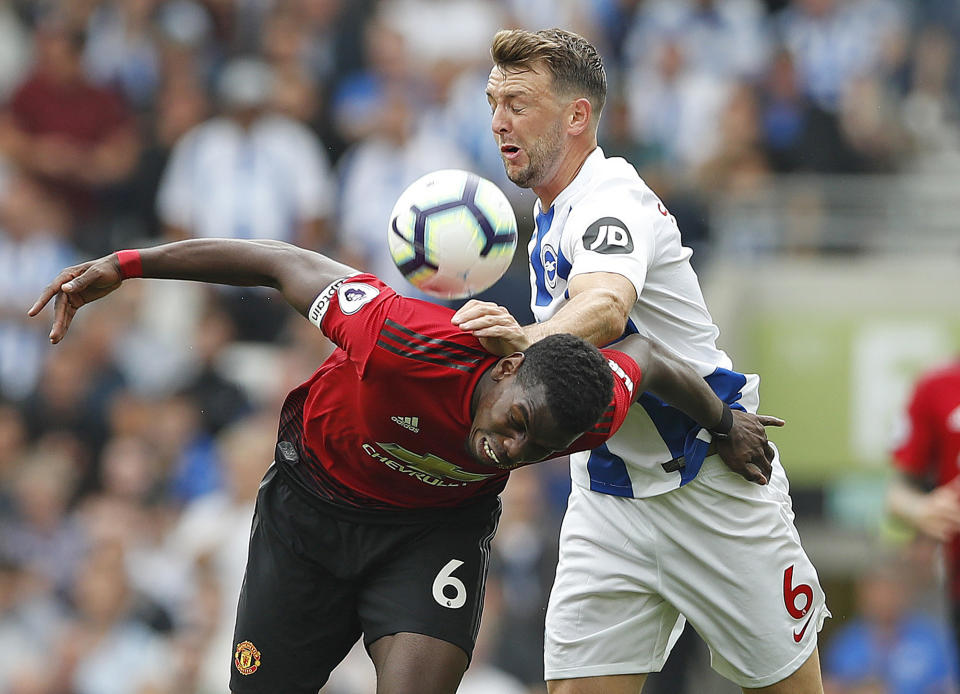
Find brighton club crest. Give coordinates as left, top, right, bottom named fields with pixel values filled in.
left=234, top=640, right=261, bottom=675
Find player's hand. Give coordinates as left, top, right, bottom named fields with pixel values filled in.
left=714, top=410, right=784, bottom=485
left=28, top=255, right=123, bottom=343
left=451, top=300, right=530, bottom=356
left=913, top=484, right=960, bottom=542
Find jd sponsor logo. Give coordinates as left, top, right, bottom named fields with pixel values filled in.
left=582, top=217, right=633, bottom=254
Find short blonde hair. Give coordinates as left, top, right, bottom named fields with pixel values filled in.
left=491, top=28, right=606, bottom=118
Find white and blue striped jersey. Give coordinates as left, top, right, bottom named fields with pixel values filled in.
left=529, top=147, right=760, bottom=498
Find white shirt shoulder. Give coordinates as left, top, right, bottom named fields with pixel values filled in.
left=556, top=155, right=674, bottom=299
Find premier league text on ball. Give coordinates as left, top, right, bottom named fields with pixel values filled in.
left=388, top=170, right=518, bottom=299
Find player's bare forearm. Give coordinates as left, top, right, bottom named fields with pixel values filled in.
left=452, top=286, right=629, bottom=355
left=523, top=287, right=629, bottom=347
left=527, top=271, right=637, bottom=347
left=452, top=271, right=633, bottom=354
left=617, top=333, right=783, bottom=485
left=617, top=334, right=723, bottom=429
left=29, top=239, right=357, bottom=343
left=137, top=239, right=303, bottom=294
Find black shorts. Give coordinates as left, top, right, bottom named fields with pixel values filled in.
left=229, top=463, right=502, bottom=694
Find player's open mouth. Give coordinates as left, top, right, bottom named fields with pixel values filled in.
left=481, top=437, right=503, bottom=466
left=500, top=144, right=521, bottom=160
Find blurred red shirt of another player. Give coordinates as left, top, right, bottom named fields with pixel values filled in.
left=893, top=360, right=960, bottom=597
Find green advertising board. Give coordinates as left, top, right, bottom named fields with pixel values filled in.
left=704, top=257, right=960, bottom=484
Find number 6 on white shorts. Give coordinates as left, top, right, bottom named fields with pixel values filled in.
left=432, top=559, right=467, bottom=609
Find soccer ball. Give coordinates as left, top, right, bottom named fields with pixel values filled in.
left=388, top=169, right=518, bottom=299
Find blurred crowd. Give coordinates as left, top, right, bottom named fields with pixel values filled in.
left=1, top=1, right=959, bottom=693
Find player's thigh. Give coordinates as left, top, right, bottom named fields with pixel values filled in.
left=544, top=484, right=686, bottom=681
left=230, top=467, right=362, bottom=694
left=654, top=450, right=829, bottom=690
left=358, top=499, right=502, bottom=665
left=547, top=673, right=647, bottom=694
left=743, top=649, right=823, bottom=694
left=369, top=632, right=469, bottom=694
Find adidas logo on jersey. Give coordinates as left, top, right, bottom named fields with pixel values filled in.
left=392, top=416, right=420, bottom=433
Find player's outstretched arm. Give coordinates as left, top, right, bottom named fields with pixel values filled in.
left=616, top=334, right=784, bottom=485
left=29, top=239, right=358, bottom=344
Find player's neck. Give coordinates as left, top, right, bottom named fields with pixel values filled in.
left=534, top=142, right=597, bottom=212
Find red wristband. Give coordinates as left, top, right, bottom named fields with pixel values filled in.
left=116, top=249, right=143, bottom=279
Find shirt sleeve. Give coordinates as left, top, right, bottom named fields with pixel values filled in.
left=306, top=273, right=397, bottom=375
left=561, top=193, right=659, bottom=299
left=562, top=349, right=642, bottom=454
left=892, top=376, right=936, bottom=479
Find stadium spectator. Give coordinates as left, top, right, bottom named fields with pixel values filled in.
left=902, top=25, right=960, bottom=164
left=76, top=431, right=189, bottom=623
left=156, top=55, right=336, bottom=339
left=0, top=172, right=76, bottom=400
left=775, top=0, right=907, bottom=113
left=0, top=14, right=140, bottom=254
left=487, top=464, right=559, bottom=687
left=156, top=56, right=335, bottom=250
left=0, top=1, right=31, bottom=102
left=1, top=448, right=84, bottom=594
left=82, top=0, right=163, bottom=110
left=379, top=0, right=505, bottom=70
left=888, top=358, right=960, bottom=658
left=456, top=574, right=529, bottom=694
left=330, top=16, right=415, bottom=145
left=0, top=552, right=66, bottom=693
left=176, top=303, right=252, bottom=436
left=757, top=47, right=861, bottom=173
left=166, top=413, right=275, bottom=693
left=623, top=0, right=770, bottom=81
left=51, top=540, right=173, bottom=694
left=836, top=73, right=907, bottom=172
left=823, top=555, right=959, bottom=694
left=18, top=307, right=127, bottom=465
left=0, top=402, right=28, bottom=500
left=624, top=36, right=732, bottom=173
left=123, top=69, right=210, bottom=242
left=697, top=82, right=772, bottom=197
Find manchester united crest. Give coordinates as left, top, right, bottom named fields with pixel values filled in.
left=234, top=640, right=261, bottom=675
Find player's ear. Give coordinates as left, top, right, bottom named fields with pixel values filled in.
left=568, top=97, right=592, bottom=136
left=491, top=352, right=525, bottom=381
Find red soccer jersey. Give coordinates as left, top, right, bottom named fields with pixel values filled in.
left=276, top=274, right=641, bottom=511
left=893, top=361, right=960, bottom=487
left=892, top=360, right=960, bottom=598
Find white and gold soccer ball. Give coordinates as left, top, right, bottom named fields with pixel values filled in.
left=387, top=169, right=518, bottom=299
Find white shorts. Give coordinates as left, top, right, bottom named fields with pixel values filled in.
left=544, top=446, right=829, bottom=689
